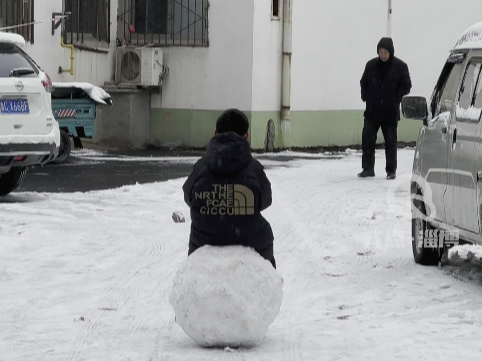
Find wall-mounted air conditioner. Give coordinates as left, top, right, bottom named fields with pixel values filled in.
left=115, top=47, right=164, bottom=86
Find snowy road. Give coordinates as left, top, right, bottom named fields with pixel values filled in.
left=1, top=148, right=482, bottom=360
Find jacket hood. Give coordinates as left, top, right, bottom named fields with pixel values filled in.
left=377, top=37, right=395, bottom=58
left=203, top=132, right=252, bottom=174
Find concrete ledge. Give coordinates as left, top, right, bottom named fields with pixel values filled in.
left=95, top=90, right=151, bottom=149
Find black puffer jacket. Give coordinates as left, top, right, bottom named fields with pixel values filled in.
left=182, top=132, right=274, bottom=257
left=360, top=38, right=412, bottom=122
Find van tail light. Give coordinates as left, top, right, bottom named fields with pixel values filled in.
left=42, top=73, right=53, bottom=93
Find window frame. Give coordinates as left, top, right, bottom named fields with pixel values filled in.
left=64, top=0, right=111, bottom=48
left=0, top=0, right=35, bottom=44
left=271, top=0, right=280, bottom=20
left=118, top=0, right=209, bottom=47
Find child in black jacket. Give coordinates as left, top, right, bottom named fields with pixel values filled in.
left=182, top=108, right=276, bottom=268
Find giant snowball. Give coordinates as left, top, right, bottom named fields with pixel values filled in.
left=169, top=245, right=283, bottom=348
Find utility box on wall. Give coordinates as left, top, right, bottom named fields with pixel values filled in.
left=95, top=89, right=151, bottom=149
left=115, top=47, right=164, bottom=86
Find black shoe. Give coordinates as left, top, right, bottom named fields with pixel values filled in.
left=386, top=172, right=396, bottom=180
left=357, top=169, right=375, bottom=178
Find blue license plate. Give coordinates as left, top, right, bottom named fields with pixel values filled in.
left=0, top=99, right=30, bottom=114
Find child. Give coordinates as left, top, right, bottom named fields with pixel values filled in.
left=182, top=108, right=276, bottom=268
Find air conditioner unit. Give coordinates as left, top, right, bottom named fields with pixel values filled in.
left=115, top=47, right=164, bottom=86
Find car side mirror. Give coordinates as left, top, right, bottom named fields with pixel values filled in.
left=401, top=96, right=428, bottom=120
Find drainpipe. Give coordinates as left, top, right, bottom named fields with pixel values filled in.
left=281, top=0, right=292, bottom=133
left=58, top=0, right=74, bottom=76
left=387, top=0, right=392, bottom=36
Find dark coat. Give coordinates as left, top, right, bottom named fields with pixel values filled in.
left=360, top=39, right=412, bottom=122
left=182, top=132, right=274, bottom=259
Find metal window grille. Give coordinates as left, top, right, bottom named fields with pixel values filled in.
left=118, top=0, right=209, bottom=47
left=1, top=0, right=35, bottom=43
left=64, top=0, right=111, bottom=44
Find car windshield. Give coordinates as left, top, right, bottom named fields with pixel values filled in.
left=0, top=42, right=38, bottom=78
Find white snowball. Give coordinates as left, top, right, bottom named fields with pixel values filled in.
left=169, top=245, right=283, bottom=348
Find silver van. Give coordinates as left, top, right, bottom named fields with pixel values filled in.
left=402, top=22, right=482, bottom=265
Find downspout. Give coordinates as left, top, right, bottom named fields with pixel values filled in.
left=387, top=0, right=392, bottom=36
left=281, top=0, right=292, bottom=133
left=59, top=0, right=74, bottom=75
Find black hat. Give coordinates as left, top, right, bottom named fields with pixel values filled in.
left=216, top=108, right=249, bottom=136
left=377, top=37, right=394, bottom=57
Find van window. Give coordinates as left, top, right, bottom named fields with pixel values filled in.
left=459, top=62, right=482, bottom=108
left=474, top=68, right=482, bottom=109
left=432, top=62, right=462, bottom=117
left=456, top=61, right=482, bottom=123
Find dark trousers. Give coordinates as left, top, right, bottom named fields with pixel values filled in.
left=188, top=241, right=276, bottom=269
left=362, top=119, right=398, bottom=174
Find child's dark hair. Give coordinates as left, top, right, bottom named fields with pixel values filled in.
left=216, top=108, right=249, bottom=136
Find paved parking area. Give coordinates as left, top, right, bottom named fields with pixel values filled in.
left=19, top=150, right=200, bottom=193
left=17, top=147, right=344, bottom=193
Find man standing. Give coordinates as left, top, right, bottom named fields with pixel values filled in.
left=358, top=37, right=412, bottom=180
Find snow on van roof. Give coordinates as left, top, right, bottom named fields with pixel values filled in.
left=453, top=22, right=482, bottom=51
left=0, top=32, right=25, bottom=47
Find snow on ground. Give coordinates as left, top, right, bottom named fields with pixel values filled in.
left=1, top=148, right=482, bottom=360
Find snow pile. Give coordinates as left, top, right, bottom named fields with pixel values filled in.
left=445, top=245, right=482, bottom=282
left=169, top=245, right=283, bottom=348
left=448, top=244, right=482, bottom=262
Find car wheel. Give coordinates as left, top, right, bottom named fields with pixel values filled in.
left=0, top=167, right=27, bottom=196
left=412, top=200, right=443, bottom=266
left=54, top=129, right=71, bottom=164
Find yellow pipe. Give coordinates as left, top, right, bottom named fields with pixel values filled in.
left=60, top=36, right=74, bottom=75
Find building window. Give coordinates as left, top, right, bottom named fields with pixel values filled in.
left=117, top=0, right=209, bottom=47
left=0, top=0, right=35, bottom=43
left=64, top=0, right=111, bottom=45
left=272, top=0, right=280, bottom=19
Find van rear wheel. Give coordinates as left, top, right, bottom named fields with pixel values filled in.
left=412, top=201, right=443, bottom=266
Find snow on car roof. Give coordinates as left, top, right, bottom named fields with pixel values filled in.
left=453, top=22, right=482, bottom=51
left=0, top=31, right=25, bottom=47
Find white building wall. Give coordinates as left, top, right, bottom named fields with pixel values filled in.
left=6, top=0, right=481, bottom=115
left=290, top=0, right=388, bottom=112
left=290, top=0, right=482, bottom=112
left=23, top=0, right=65, bottom=82
left=151, top=0, right=255, bottom=111
left=3, top=0, right=117, bottom=86
left=251, top=0, right=283, bottom=111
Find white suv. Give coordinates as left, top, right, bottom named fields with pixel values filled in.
left=0, top=32, right=60, bottom=196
